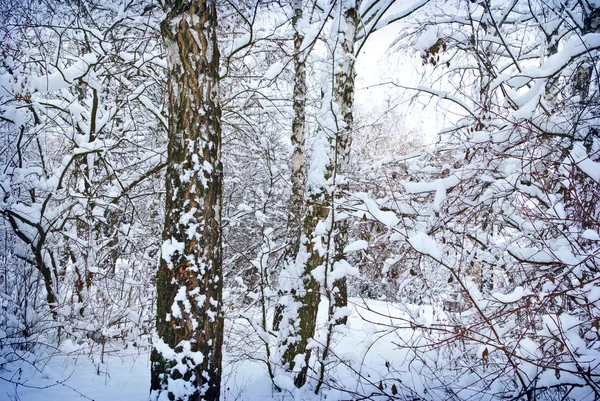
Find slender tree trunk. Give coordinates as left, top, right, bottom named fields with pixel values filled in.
left=462, top=0, right=494, bottom=294
left=573, top=7, right=600, bottom=102
left=329, top=0, right=359, bottom=325
left=273, top=0, right=307, bottom=332
left=150, top=2, right=224, bottom=401
left=289, top=3, right=308, bottom=249
left=279, top=2, right=359, bottom=388
left=4, top=213, right=58, bottom=319
left=34, top=239, right=58, bottom=318
left=278, top=3, right=321, bottom=385
left=314, top=2, right=360, bottom=393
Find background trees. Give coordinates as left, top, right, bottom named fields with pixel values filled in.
left=363, top=0, right=600, bottom=398
left=0, top=0, right=164, bottom=352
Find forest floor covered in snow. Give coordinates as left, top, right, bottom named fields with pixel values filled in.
left=0, top=298, right=436, bottom=401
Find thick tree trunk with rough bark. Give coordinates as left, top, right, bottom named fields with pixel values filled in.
left=150, top=1, right=223, bottom=400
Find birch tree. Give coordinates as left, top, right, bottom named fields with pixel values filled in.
left=270, top=0, right=309, bottom=334
left=150, top=1, right=224, bottom=400
left=328, top=0, right=359, bottom=324
left=288, top=1, right=309, bottom=279
left=274, top=0, right=361, bottom=389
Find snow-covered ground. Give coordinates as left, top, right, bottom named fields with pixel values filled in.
left=0, top=299, right=428, bottom=401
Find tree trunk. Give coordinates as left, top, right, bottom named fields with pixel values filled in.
left=280, top=202, right=324, bottom=388
left=573, top=7, right=600, bottom=101
left=273, top=0, right=307, bottom=332
left=150, top=1, right=223, bottom=401
left=278, top=2, right=359, bottom=387
left=330, top=0, right=359, bottom=325
left=277, top=2, right=325, bottom=380
left=288, top=3, right=308, bottom=251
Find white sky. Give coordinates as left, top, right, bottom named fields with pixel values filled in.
left=354, top=3, right=449, bottom=146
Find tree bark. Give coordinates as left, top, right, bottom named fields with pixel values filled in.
left=151, top=1, right=223, bottom=400
left=273, top=0, right=307, bottom=332
left=280, top=203, right=324, bottom=388
left=279, top=2, right=359, bottom=387
left=330, top=1, right=359, bottom=325
left=289, top=3, right=308, bottom=249
left=573, top=7, right=600, bottom=101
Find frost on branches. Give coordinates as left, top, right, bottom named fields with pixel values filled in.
left=0, top=0, right=164, bottom=355
left=1, top=1, right=600, bottom=400
left=373, top=1, right=600, bottom=398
